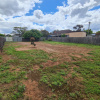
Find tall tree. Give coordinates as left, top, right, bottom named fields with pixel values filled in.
left=85, top=29, right=93, bottom=35
left=12, top=27, right=27, bottom=37
left=41, top=30, right=49, bottom=37
left=73, top=25, right=83, bottom=31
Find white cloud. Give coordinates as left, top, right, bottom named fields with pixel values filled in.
left=0, top=0, right=42, bottom=16
left=0, top=0, right=100, bottom=34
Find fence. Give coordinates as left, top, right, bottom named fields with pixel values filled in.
left=6, top=37, right=13, bottom=42
left=0, top=37, right=6, bottom=52
left=40, top=37, right=100, bottom=45
left=13, top=37, right=22, bottom=42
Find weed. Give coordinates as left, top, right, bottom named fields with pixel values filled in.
left=40, top=65, right=44, bottom=68
left=41, top=74, right=67, bottom=87
left=0, top=92, right=2, bottom=99
left=70, top=93, right=76, bottom=98
left=59, top=63, right=69, bottom=68
left=51, top=58, right=57, bottom=62
left=0, top=56, right=2, bottom=63
left=0, top=65, right=10, bottom=71
left=24, top=77, right=28, bottom=80
left=58, top=94, right=67, bottom=100
left=6, top=84, right=25, bottom=100
left=18, top=84, right=25, bottom=93
left=57, top=70, right=67, bottom=76
left=40, top=75, right=48, bottom=84
left=71, top=72, right=77, bottom=78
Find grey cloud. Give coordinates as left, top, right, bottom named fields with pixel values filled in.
left=33, top=10, right=44, bottom=19
left=67, top=0, right=100, bottom=18
left=0, top=0, right=20, bottom=16
left=0, top=0, right=42, bottom=16
left=71, top=7, right=89, bottom=18
left=69, top=0, right=90, bottom=5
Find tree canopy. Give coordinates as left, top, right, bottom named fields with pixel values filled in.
left=41, top=30, right=49, bottom=37
left=61, top=34, right=66, bottom=37
left=12, top=27, right=27, bottom=36
left=73, top=25, right=83, bottom=31
left=85, top=29, right=93, bottom=35
left=96, top=31, right=100, bottom=35
left=0, top=33, right=5, bottom=37
left=23, top=29, right=42, bottom=40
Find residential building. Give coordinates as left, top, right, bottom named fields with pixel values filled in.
left=50, top=30, right=86, bottom=37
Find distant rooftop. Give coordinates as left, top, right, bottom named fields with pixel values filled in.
left=52, top=30, right=72, bottom=35
left=52, top=30, right=84, bottom=35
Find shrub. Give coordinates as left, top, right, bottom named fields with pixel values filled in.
left=42, top=39, right=46, bottom=41
left=48, top=39, right=52, bottom=41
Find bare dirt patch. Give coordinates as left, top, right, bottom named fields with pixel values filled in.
left=23, top=70, right=53, bottom=100
left=23, top=80, right=42, bottom=100
left=1, top=52, right=11, bottom=63
left=15, top=42, right=91, bottom=62
left=23, top=79, right=53, bottom=100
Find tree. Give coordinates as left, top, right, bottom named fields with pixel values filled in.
left=12, top=27, right=27, bottom=37
left=61, top=34, right=66, bottom=37
left=0, top=33, right=5, bottom=37
left=73, top=25, right=83, bottom=31
left=85, top=29, right=93, bottom=35
left=96, top=31, right=100, bottom=35
left=41, top=30, right=49, bottom=37
left=23, top=29, right=42, bottom=40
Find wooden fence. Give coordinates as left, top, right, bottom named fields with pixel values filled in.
left=0, top=37, right=6, bottom=52
left=40, top=37, right=100, bottom=45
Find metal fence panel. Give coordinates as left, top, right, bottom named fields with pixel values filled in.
left=13, top=37, right=22, bottom=42
left=6, top=37, right=13, bottom=42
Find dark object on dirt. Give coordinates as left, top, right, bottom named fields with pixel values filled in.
left=0, top=37, right=6, bottom=53
left=30, top=37, right=36, bottom=46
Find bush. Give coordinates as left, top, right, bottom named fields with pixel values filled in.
left=61, top=34, right=66, bottom=37
left=48, top=39, right=52, bottom=41
left=42, top=39, right=46, bottom=41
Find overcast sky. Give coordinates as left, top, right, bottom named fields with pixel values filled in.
left=0, top=0, right=100, bottom=34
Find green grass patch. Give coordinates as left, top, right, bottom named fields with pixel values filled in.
left=6, top=84, right=25, bottom=100
left=40, top=63, right=69, bottom=89
left=43, top=41, right=100, bottom=49
left=0, top=71, right=26, bottom=83
left=0, top=56, right=2, bottom=63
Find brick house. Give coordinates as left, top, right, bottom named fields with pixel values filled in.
left=51, top=30, right=86, bottom=37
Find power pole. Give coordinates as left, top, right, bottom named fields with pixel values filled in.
left=88, top=22, right=91, bottom=34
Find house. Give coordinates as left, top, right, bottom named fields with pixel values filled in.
left=95, top=33, right=100, bottom=37
left=87, top=34, right=96, bottom=37
left=50, top=30, right=86, bottom=37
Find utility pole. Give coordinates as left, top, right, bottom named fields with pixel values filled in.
left=88, top=22, right=91, bottom=35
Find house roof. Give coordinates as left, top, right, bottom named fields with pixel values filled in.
left=52, top=30, right=85, bottom=36
left=53, top=30, right=72, bottom=35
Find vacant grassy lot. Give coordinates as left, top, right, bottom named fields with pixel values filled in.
left=0, top=41, right=100, bottom=100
